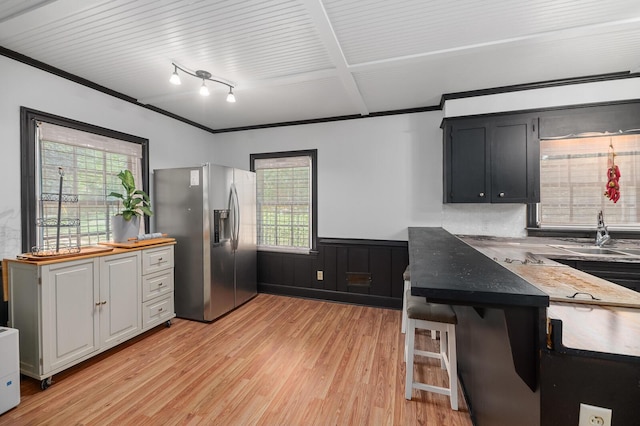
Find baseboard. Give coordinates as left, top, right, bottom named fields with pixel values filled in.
left=258, top=283, right=402, bottom=309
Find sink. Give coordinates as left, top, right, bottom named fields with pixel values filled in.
left=614, top=248, right=640, bottom=256
left=564, top=247, right=622, bottom=255
left=548, top=245, right=627, bottom=256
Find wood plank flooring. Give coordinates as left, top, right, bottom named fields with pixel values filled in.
left=1, top=294, right=472, bottom=425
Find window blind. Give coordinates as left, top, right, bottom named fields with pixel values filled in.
left=35, top=121, right=143, bottom=250
left=539, top=135, right=640, bottom=228
left=254, top=155, right=312, bottom=251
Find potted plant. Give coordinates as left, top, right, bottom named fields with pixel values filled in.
left=108, top=169, right=153, bottom=242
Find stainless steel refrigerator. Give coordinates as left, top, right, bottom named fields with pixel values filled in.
left=153, top=163, right=257, bottom=322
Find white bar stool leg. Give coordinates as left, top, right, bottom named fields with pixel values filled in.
left=405, top=318, right=415, bottom=400
left=401, top=278, right=410, bottom=334
left=448, top=323, right=458, bottom=410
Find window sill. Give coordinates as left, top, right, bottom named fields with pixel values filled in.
left=527, top=227, right=640, bottom=239
left=257, top=246, right=318, bottom=256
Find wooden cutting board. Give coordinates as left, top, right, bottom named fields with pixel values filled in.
left=15, top=246, right=114, bottom=261
left=99, top=237, right=176, bottom=249
left=505, top=263, right=640, bottom=308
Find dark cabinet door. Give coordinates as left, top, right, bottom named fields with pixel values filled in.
left=443, top=114, right=540, bottom=204
left=491, top=119, right=530, bottom=203
left=445, top=123, right=489, bottom=203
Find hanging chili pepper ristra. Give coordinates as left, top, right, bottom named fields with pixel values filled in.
left=604, top=139, right=620, bottom=203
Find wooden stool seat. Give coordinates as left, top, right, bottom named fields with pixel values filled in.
left=404, top=289, right=459, bottom=410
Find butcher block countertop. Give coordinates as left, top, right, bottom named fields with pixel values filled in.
left=2, top=239, right=176, bottom=302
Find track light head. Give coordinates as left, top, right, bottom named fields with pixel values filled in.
left=199, top=80, right=210, bottom=96
left=226, top=87, right=236, bottom=103
left=169, top=65, right=181, bottom=85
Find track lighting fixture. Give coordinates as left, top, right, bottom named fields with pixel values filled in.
left=169, top=62, right=236, bottom=102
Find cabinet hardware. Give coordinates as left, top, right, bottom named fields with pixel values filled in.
left=158, top=307, right=163, bottom=312
left=159, top=283, right=163, bottom=286
left=101, top=300, right=107, bottom=305
left=158, top=257, right=163, bottom=261
left=95, top=301, right=101, bottom=306
left=479, top=192, right=484, bottom=197
left=499, top=192, right=505, bottom=197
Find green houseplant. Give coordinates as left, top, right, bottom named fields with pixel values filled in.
left=108, top=169, right=152, bottom=242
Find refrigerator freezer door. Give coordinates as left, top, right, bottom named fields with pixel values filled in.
left=206, top=165, right=235, bottom=320
left=154, top=166, right=209, bottom=321
left=233, top=168, right=257, bottom=306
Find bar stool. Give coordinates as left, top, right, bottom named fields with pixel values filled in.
left=404, top=289, right=458, bottom=410
left=402, top=266, right=437, bottom=340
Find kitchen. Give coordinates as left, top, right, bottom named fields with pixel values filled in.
left=1, top=1, right=640, bottom=425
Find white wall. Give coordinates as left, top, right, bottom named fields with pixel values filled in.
left=0, top=55, right=218, bottom=259
left=10, top=56, right=627, bottom=255
left=444, top=77, right=640, bottom=118
left=209, top=112, right=527, bottom=241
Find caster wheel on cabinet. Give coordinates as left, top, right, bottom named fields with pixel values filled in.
left=41, top=377, right=52, bottom=390
left=165, top=319, right=172, bottom=327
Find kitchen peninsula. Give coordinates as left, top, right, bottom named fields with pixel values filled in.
left=408, top=227, right=640, bottom=426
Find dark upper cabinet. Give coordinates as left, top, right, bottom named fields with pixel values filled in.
left=443, top=114, right=540, bottom=203
left=446, top=122, right=489, bottom=202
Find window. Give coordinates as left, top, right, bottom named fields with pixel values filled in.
left=537, top=134, right=640, bottom=229
left=250, top=150, right=317, bottom=252
left=21, top=108, right=149, bottom=253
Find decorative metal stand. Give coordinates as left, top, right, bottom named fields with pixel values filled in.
left=32, top=167, right=81, bottom=256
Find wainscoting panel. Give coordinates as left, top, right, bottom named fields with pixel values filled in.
left=257, top=238, right=408, bottom=309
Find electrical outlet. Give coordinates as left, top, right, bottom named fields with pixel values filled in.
left=578, top=403, right=612, bottom=426
left=317, top=270, right=323, bottom=280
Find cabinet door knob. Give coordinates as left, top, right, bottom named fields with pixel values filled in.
left=101, top=300, right=107, bottom=305
left=499, top=192, right=505, bottom=198
left=158, top=307, right=163, bottom=312
left=479, top=192, right=485, bottom=197
left=95, top=301, right=101, bottom=306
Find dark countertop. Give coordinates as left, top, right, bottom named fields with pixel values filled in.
left=408, top=227, right=549, bottom=308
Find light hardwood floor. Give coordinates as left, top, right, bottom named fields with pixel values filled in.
left=1, top=294, right=472, bottom=425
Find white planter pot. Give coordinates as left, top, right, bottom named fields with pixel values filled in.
left=111, top=215, right=140, bottom=243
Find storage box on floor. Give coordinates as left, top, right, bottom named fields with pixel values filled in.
left=0, top=327, right=20, bottom=414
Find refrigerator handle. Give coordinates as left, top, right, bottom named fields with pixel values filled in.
left=232, top=184, right=240, bottom=250
left=229, top=184, right=240, bottom=251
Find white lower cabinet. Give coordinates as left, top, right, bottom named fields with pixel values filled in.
left=7, top=244, right=175, bottom=388
left=99, top=252, right=142, bottom=348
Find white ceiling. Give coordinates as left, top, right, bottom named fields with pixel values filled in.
left=1, top=0, right=640, bottom=130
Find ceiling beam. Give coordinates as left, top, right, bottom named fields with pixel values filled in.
left=301, top=0, right=369, bottom=116
left=349, top=15, right=640, bottom=73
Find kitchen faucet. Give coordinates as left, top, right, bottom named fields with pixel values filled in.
left=595, top=210, right=610, bottom=247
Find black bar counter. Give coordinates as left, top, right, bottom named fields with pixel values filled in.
left=408, top=227, right=548, bottom=426
left=408, top=227, right=640, bottom=426
left=408, top=227, right=548, bottom=307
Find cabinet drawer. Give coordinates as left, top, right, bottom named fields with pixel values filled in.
left=142, top=245, right=174, bottom=275
left=142, top=293, right=174, bottom=330
left=142, top=268, right=174, bottom=302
